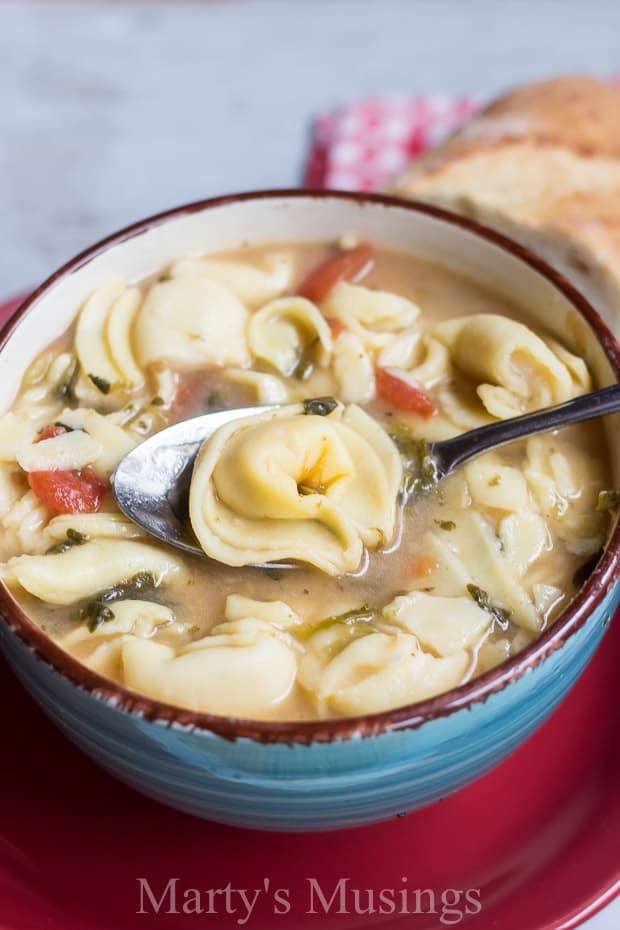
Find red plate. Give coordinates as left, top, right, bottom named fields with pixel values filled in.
left=0, top=295, right=619, bottom=930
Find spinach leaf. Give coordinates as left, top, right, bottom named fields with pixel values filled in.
left=303, top=396, right=338, bottom=417
left=467, top=584, right=511, bottom=629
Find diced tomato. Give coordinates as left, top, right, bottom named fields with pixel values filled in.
left=35, top=424, right=67, bottom=443
left=298, top=242, right=375, bottom=302
left=28, top=466, right=107, bottom=514
left=170, top=372, right=208, bottom=422
left=326, top=317, right=347, bottom=339
left=410, top=555, right=441, bottom=579
left=376, top=367, right=437, bottom=419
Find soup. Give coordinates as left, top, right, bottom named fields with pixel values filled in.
left=0, top=240, right=613, bottom=720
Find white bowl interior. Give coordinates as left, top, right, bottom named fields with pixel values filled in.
left=1, top=194, right=618, bottom=477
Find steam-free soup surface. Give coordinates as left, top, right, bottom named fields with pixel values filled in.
left=0, top=240, right=612, bottom=720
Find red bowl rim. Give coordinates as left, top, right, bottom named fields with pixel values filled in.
left=1, top=187, right=619, bottom=746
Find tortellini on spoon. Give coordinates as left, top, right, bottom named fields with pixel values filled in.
left=189, top=402, right=403, bottom=575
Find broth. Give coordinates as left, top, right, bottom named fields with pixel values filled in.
left=0, top=240, right=611, bottom=720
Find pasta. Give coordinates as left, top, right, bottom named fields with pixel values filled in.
left=121, top=598, right=299, bottom=717
left=0, top=540, right=185, bottom=604
left=134, top=276, right=250, bottom=369
left=322, top=282, right=420, bottom=351
left=247, top=297, right=332, bottom=377
left=298, top=624, right=470, bottom=716
left=169, top=251, right=294, bottom=305
left=0, top=238, right=611, bottom=720
left=434, top=314, right=590, bottom=420
left=332, top=332, right=376, bottom=404
left=188, top=403, right=403, bottom=575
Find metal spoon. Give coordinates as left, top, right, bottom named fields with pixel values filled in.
left=112, top=384, right=620, bottom=561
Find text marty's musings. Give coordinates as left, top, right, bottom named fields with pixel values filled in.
left=137, top=877, right=482, bottom=924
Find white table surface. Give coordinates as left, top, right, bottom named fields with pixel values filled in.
left=0, top=2, right=618, bottom=926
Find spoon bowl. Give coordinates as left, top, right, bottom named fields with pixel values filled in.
left=112, top=384, right=620, bottom=560
left=113, top=404, right=276, bottom=560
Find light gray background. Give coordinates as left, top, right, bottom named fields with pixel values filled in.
left=0, top=2, right=618, bottom=926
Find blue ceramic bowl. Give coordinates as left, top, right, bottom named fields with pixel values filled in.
left=1, top=191, right=619, bottom=831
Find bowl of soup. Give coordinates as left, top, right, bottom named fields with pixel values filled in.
left=0, top=190, right=619, bottom=831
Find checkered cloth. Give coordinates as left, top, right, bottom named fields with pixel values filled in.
left=305, top=94, right=482, bottom=191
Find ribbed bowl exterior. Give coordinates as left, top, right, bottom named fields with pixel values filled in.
left=2, top=585, right=617, bottom=832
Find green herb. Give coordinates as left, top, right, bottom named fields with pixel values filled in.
left=207, top=391, right=224, bottom=411
left=398, top=434, right=438, bottom=497
left=596, top=489, right=620, bottom=513
left=158, top=273, right=172, bottom=283
left=150, top=396, right=165, bottom=406
left=573, top=552, right=602, bottom=588
left=488, top=475, right=501, bottom=487
left=47, top=528, right=88, bottom=554
left=136, top=419, right=148, bottom=430
left=89, top=373, right=111, bottom=395
left=328, top=605, right=375, bottom=624
left=298, top=483, right=326, bottom=496
left=466, top=584, right=511, bottom=629
left=187, top=624, right=201, bottom=635
left=293, top=341, right=318, bottom=381
left=81, top=600, right=115, bottom=633
left=303, top=396, right=338, bottom=417
left=294, top=356, right=314, bottom=381
left=101, top=571, right=157, bottom=603
left=79, top=571, right=158, bottom=631
left=434, top=519, right=456, bottom=531
left=55, top=357, right=78, bottom=401
left=296, top=605, right=377, bottom=640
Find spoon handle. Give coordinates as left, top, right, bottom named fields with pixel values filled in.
left=431, top=382, right=620, bottom=477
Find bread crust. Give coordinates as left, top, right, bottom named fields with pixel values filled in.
left=388, top=77, right=620, bottom=327
left=414, top=77, right=620, bottom=173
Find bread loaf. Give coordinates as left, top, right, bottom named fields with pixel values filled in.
left=388, top=77, right=620, bottom=329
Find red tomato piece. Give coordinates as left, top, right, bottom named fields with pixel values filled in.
left=298, top=242, right=375, bottom=302
left=376, top=367, right=437, bottom=419
left=28, top=466, right=107, bottom=514
left=35, top=424, right=67, bottom=443
left=326, top=317, right=347, bottom=339
left=410, top=554, right=441, bottom=579
left=170, top=372, right=208, bottom=423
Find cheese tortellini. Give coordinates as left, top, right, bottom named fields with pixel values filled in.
left=434, top=314, right=591, bottom=421
left=0, top=540, right=185, bottom=604
left=189, top=403, right=403, bottom=574
left=120, top=595, right=301, bottom=717
left=135, top=276, right=250, bottom=369
left=323, top=282, right=420, bottom=351
left=169, top=251, right=293, bottom=306
left=247, top=297, right=333, bottom=377
left=0, top=237, right=612, bottom=723
left=298, top=590, right=490, bottom=716
left=75, top=282, right=145, bottom=392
